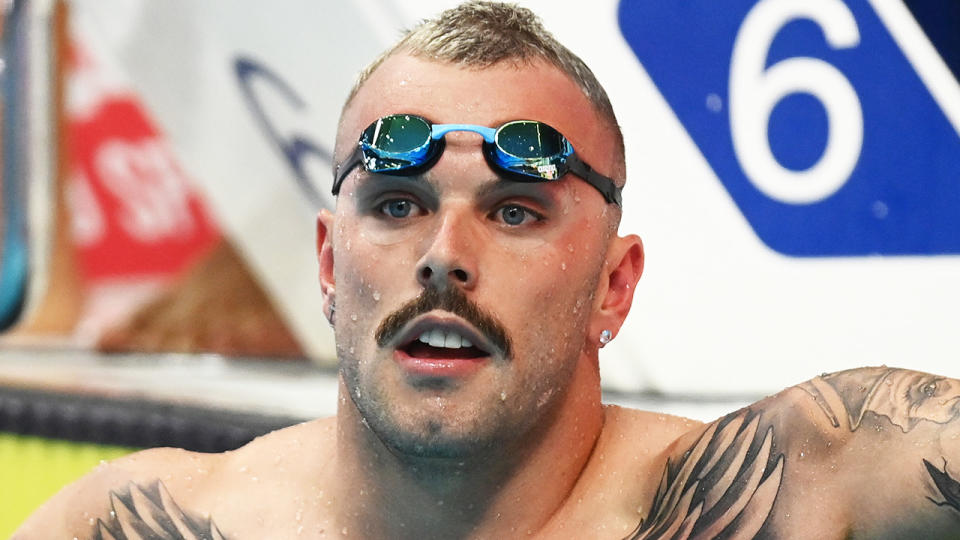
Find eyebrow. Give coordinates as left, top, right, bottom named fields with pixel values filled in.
left=352, top=172, right=559, bottom=209
left=353, top=173, right=438, bottom=195
left=474, top=177, right=561, bottom=206
left=475, top=177, right=558, bottom=198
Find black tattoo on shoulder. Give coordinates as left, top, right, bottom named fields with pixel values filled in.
left=799, top=367, right=960, bottom=433
left=93, top=481, right=227, bottom=540
left=627, top=410, right=783, bottom=540
left=925, top=458, right=960, bottom=514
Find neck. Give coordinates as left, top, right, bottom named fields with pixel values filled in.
left=331, top=355, right=604, bottom=539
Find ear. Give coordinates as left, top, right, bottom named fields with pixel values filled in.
left=317, top=209, right=336, bottom=324
left=589, top=234, right=644, bottom=345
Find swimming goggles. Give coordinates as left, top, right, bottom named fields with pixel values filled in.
left=332, top=114, right=622, bottom=207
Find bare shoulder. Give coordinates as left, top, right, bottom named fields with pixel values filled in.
left=14, top=417, right=338, bottom=539
left=628, top=367, right=960, bottom=539
left=13, top=445, right=219, bottom=539
left=603, top=404, right=704, bottom=451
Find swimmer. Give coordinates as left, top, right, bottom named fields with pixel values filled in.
left=15, top=2, right=960, bottom=538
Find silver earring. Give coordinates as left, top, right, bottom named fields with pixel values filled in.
left=599, top=329, right=613, bottom=346
left=327, top=302, right=336, bottom=327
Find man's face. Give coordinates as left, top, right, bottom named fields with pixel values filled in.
left=323, top=53, right=623, bottom=458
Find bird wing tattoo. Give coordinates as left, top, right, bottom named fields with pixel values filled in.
left=93, top=481, right=227, bottom=540
left=627, top=410, right=784, bottom=540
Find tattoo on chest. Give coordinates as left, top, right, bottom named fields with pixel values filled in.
left=92, top=481, right=227, bottom=540
left=627, top=410, right=784, bottom=540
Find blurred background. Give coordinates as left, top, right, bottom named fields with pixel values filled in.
left=0, top=0, right=958, bottom=533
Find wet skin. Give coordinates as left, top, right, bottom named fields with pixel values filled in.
left=14, top=55, right=960, bottom=539
left=17, top=368, right=960, bottom=539
left=318, top=53, right=638, bottom=464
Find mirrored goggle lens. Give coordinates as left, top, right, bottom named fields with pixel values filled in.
left=361, top=114, right=432, bottom=154
left=358, top=115, right=434, bottom=173
left=495, top=121, right=566, bottom=159
left=493, top=121, right=570, bottom=180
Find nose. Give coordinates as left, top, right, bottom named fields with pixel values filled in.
left=415, top=210, right=478, bottom=292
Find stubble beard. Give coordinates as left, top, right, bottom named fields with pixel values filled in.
left=340, top=348, right=580, bottom=461
left=338, top=278, right=598, bottom=461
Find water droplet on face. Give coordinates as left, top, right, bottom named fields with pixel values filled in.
left=561, top=262, right=567, bottom=271
left=348, top=346, right=354, bottom=354
left=346, top=240, right=352, bottom=251
left=350, top=313, right=358, bottom=322
left=567, top=244, right=575, bottom=253
left=372, top=291, right=381, bottom=301
left=500, top=391, right=507, bottom=401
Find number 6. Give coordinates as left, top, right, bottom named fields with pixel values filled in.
left=730, top=0, right=863, bottom=204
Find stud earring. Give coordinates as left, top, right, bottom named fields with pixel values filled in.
left=599, top=329, right=613, bottom=346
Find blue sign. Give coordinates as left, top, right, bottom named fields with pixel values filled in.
left=618, top=0, right=960, bottom=256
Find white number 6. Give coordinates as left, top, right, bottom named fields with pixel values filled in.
left=730, top=0, right=863, bottom=204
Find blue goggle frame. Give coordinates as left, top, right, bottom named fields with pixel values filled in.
left=332, top=114, right=622, bottom=207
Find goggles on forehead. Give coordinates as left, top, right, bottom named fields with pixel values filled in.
left=332, top=114, right=622, bottom=207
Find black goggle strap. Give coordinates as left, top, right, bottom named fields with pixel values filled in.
left=332, top=145, right=364, bottom=196
left=565, top=154, right=622, bottom=207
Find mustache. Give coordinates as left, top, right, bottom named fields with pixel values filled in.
left=375, top=286, right=512, bottom=358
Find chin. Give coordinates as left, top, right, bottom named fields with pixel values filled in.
left=388, top=428, right=498, bottom=460
left=368, top=406, right=511, bottom=460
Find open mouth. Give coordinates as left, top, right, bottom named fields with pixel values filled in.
left=400, top=328, right=489, bottom=360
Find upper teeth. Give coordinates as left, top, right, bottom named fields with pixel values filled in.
left=418, top=329, right=473, bottom=349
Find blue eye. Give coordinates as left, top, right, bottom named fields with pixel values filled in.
left=496, top=205, right=539, bottom=226
left=380, top=199, right=420, bottom=219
